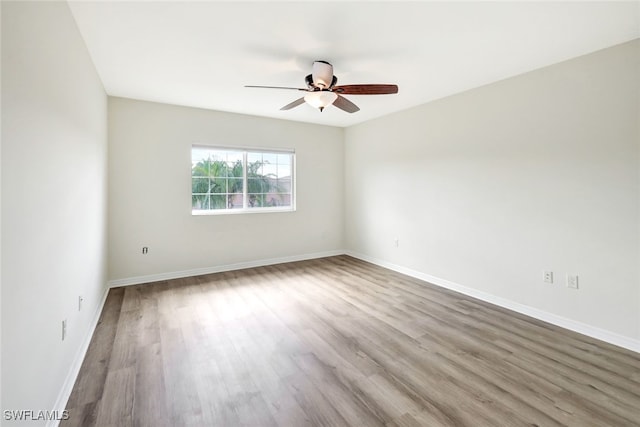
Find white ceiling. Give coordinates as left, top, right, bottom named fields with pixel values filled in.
left=68, top=1, right=640, bottom=128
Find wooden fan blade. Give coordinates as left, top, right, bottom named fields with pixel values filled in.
left=333, top=84, right=398, bottom=95
left=333, top=94, right=360, bottom=113
left=245, top=85, right=307, bottom=91
left=280, top=97, right=306, bottom=111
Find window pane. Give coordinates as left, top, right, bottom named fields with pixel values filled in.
left=192, top=177, right=210, bottom=194
left=277, top=153, right=291, bottom=166
left=247, top=159, right=262, bottom=176
left=226, top=159, right=243, bottom=178
left=228, top=194, right=243, bottom=209
left=277, top=178, right=291, bottom=193
left=247, top=152, right=261, bottom=163
left=248, top=178, right=268, bottom=193
left=264, top=194, right=280, bottom=207
left=266, top=193, right=290, bottom=207
left=210, top=152, right=226, bottom=162
left=192, top=194, right=209, bottom=210
left=192, top=158, right=210, bottom=177
left=277, top=164, right=291, bottom=178
left=262, top=152, right=277, bottom=165
left=225, top=151, right=243, bottom=164
left=262, top=163, right=277, bottom=177
left=279, top=194, right=291, bottom=206
left=209, top=177, right=227, bottom=194
left=192, top=148, right=210, bottom=163
left=210, top=194, right=227, bottom=209
left=248, top=194, right=264, bottom=208
left=209, top=160, right=227, bottom=178
left=228, top=178, right=243, bottom=194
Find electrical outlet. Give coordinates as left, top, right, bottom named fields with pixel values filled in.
left=78, top=295, right=84, bottom=311
left=543, top=271, right=554, bottom=284
left=567, top=275, right=579, bottom=289
left=142, top=246, right=148, bottom=254
left=62, top=319, right=67, bottom=341
left=394, top=238, right=399, bottom=248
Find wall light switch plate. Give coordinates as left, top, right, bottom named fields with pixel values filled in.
left=567, top=275, right=579, bottom=289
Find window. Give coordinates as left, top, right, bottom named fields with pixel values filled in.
left=191, top=146, right=294, bottom=214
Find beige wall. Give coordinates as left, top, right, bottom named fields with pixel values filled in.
left=1, top=1, right=108, bottom=422
left=345, top=40, right=640, bottom=344
left=107, top=97, right=344, bottom=283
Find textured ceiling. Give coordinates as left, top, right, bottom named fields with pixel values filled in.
left=68, top=1, right=640, bottom=127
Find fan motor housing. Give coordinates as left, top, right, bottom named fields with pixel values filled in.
left=311, top=61, right=334, bottom=88
left=306, top=73, right=337, bottom=90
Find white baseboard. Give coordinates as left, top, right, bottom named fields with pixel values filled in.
left=345, top=250, right=640, bottom=354
left=107, top=249, right=346, bottom=288
left=47, top=286, right=110, bottom=427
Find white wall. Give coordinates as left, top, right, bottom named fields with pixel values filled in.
left=345, top=40, right=640, bottom=344
left=0, top=0, right=4, bottom=416
left=108, top=97, right=344, bottom=283
left=1, top=2, right=108, bottom=424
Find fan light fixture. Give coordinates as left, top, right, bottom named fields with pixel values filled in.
left=304, top=91, right=338, bottom=111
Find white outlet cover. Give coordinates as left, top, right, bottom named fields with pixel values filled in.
left=567, top=275, right=579, bottom=289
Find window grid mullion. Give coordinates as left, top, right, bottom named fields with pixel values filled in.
left=242, top=152, right=248, bottom=209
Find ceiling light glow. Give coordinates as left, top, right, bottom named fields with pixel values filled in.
left=304, top=91, right=338, bottom=111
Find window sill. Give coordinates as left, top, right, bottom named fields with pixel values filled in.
left=192, top=207, right=295, bottom=216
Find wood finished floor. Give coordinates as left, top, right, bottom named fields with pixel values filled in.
left=63, top=256, right=640, bottom=427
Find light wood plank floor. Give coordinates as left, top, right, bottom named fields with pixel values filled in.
left=63, top=256, right=640, bottom=426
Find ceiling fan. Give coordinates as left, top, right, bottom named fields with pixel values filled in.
left=246, top=60, right=398, bottom=113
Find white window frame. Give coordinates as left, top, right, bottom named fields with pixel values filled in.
left=191, top=145, right=296, bottom=215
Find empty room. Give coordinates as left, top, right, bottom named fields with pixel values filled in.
left=1, top=1, right=639, bottom=426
